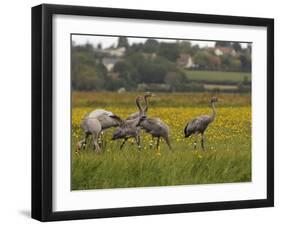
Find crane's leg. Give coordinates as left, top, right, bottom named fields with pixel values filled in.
left=98, top=131, right=104, bottom=147
left=201, top=133, right=205, bottom=151
left=76, top=132, right=89, bottom=153
left=76, top=140, right=84, bottom=154
left=164, top=137, right=172, bottom=150
left=120, top=137, right=128, bottom=150
left=83, top=132, right=90, bottom=149
left=150, top=136, right=154, bottom=149
left=135, top=135, right=141, bottom=151
left=194, top=138, right=197, bottom=150
left=93, top=135, right=101, bottom=153
left=149, top=135, right=155, bottom=149
left=156, top=137, right=160, bottom=151
left=98, top=131, right=102, bottom=145
left=93, top=132, right=101, bottom=153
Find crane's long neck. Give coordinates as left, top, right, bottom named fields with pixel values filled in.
left=210, top=102, right=216, bottom=122
left=136, top=98, right=144, bottom=116
left=143, top=96, right=148, bottom=113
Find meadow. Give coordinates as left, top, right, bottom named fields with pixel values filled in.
left=185, top=70, right=251, bottom=83
left=71, top=92, right=251, bottom=190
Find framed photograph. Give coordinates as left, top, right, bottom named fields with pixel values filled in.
left=32, top=4, right=274, bottom=221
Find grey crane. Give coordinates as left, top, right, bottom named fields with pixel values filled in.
left=184, top=97, right=219, bottom=151
left=76, top=109, right=123, bottom=153
left=133, top=93, right=171, bottom=151
left=137, top=116, right=171, bottom=151
left=112, top=96, right=145, bottom=150
left=126, top=92, right=153, bottom=120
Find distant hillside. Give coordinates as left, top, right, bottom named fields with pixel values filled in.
left=71, top=37, right=251, bottom=93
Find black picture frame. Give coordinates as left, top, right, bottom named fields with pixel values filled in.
left=32, top=3, right=274, bottom=222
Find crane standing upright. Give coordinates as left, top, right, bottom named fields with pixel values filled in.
left=184, top=97, right=219, bottom=151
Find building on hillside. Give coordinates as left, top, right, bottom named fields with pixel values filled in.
left=102, top=57, right=121, bottom=72
left=95, top=46, right=126, bottom=57
left=177, top=53, right=195, bottom=69
left=104, top=47, right=126, bottom=57
left=205, top=47, right=237, bottom=57
left=214, top=47, right=236, bottom=56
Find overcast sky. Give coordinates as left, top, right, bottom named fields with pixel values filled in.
left=72, top=35, right=249, bottom=49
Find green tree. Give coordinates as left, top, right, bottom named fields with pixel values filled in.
left=74, top=65, right=104, bottom=91
left=247, top=43, right=252, bottom=54
left=126, top=43, right=144, bottom=55
left=138, top=62, right=166, bottom=83
left=113, top=61, right=139, bottom=89
left=215, top=41, right=231, bottom=47
left=229, top=58, right=241, bottom=71
left=157, top=42, right=180, bottom=61
left=190, top=44, right=200, bottom=56
left=71, top=43, right=107, bottom=91
left=164, top=71, right=188, bottom=91
left=207, top=55, right=221, bottom=70
left=97, top=43, right=102, bottom=50
left=117, top=37, right=129, bottom=48
left=178, top=41, right=192, bottom=53
left=232, top=42, right=242, bottom=52
left=143, top=39, right=159, bottom=53
left=239, top=53, right=251, bottom=72
left=194, top=51, right=210, bottom=69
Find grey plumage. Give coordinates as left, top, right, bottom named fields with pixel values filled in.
left=137, top=116, right=171, bottom=150
left=112, top=118, right=142, bottom=149
left=76, top=109, right=123, bottom=153
left=133, top=93, right=171, bottom=150
left=184, top=97, right=219, bottom=151
left=112, top=96, right=144, bottom=149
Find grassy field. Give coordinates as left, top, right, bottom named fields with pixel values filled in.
left=71, top=92, right=251, bottom=190
left=185, top=70, right=251, bottom=83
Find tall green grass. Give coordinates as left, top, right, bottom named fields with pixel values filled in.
left=72, top=140, right=251, bottom=190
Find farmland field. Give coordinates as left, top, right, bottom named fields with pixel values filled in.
left=185, top=70, right=251, bottom=83
left=71, top=92, right=251, bottom=190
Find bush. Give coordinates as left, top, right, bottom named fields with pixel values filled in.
left=238, top=84, right=251, bottom=93
left=182, top=82, right=205, bottom=92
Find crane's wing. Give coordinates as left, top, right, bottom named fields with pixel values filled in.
left=86, top=109, right=122, bottom=125
left=185, top=115, right=212, bottom=134
left=126, top=112, right=140, bottom=120
left=140, top=117, right=168, bottom=133
left=109, top=114, right=123, bottom=123
left=145, top=117, right=162, bottom=127
left=87, top=109, right=114, bottom=118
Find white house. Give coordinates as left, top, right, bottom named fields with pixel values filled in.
left=177, top=53, right=195, bottom=69
left=214, top=47, right=236, bottom=56
left=105, top=47, right=126, bottom=57
left=102, top=58, right=121, bottom=71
